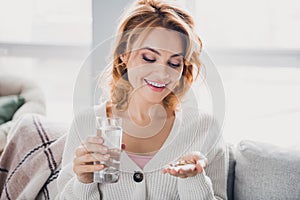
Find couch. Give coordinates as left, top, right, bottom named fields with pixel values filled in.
left=226, top=140, right=300, bottom=200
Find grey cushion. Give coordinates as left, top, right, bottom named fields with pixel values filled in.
left=234, top=140, right=300, bottom=200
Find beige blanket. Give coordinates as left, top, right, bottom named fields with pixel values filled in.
left=0, top=114, right=67, bottom=200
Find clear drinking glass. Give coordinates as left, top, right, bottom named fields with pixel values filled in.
left=94, top=117, right=123, bottom=183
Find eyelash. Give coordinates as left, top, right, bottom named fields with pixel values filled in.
left=142, top=55, right=155, bottom=63
left=168, top=61, right=181, bottom=68
left=142, top=55, right=181, bottom=68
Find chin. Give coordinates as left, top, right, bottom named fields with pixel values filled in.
left=141, top=93, right=167, bottom=105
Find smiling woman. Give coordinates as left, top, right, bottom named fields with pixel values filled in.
left=57, top=0, right=228, bottom=199
left=111, top=25, right=201, bottom=112
left=124, top=28, right=185, bottom=106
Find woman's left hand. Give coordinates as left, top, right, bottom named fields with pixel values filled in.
left=162, top=151, right=207, bottom=178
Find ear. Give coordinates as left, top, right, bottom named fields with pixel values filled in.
left=120, top=54, right=127, bottom=63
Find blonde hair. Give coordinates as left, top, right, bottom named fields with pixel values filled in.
left=108, top=0, right=202, bottom=111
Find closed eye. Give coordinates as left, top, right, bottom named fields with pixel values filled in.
left=168, top=61, right=181, bottom=68
left=142, top=55, right=156, bottom=63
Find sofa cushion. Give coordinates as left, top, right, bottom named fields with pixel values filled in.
left=0, top=95, right=25, bottom=125
left=234, top=140, right=300, bottom=200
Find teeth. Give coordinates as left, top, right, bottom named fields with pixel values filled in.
left=146, top=80, right=166, bottom=88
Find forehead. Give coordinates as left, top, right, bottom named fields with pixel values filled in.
left=133, top=28, right=184, bottom=54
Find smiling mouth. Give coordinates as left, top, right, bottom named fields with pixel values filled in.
left=144, top=79, right=168, bottom=88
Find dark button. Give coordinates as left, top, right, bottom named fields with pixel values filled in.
left=133, top=171, right=143, bottom=182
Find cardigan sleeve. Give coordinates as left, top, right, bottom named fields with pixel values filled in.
left=177, top=136, right=228, bottom=200
left=177, top=114, right=229, bottom=200
left=56, top=109, right=102, bottom=200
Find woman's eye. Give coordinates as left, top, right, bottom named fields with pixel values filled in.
left=168, top=61, right=181, bottom=68
left=142, top=55, right=156, bottom=63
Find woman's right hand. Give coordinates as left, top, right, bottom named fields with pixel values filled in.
left=73, top=136, right=109, bottom=184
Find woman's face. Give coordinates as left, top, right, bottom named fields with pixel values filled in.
left=125, top=28, right=185, bottom=105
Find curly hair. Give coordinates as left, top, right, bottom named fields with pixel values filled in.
left=108, top=0, right=202, bottom=111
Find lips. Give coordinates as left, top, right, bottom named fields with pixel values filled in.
left=145, top=79, right=167, bottom=88
left=144, top=79, right=168, bottom=92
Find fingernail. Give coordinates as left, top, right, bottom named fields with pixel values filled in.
left=102, top=147, right=108, bottom=152
left=97, top=165, right=103, bottom=170
left=121, top=143, right=126, bottom=150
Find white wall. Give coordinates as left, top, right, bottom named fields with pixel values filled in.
left=181, top=0, right=300, bottom=147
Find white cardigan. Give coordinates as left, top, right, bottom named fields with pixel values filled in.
left=56, top=103, right=228, bottom=200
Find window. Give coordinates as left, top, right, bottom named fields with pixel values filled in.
left=0, top=0, right=92, bottom=123
left=182, top=0, right=300, bottom=147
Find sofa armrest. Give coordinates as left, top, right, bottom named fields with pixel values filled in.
left=0, top=75, right=46, bottom=119
left=0, top=75, right=46, bottom=151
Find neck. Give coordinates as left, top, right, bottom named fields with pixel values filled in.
left=111, top=95, right=175, bottom=140
left=127, top=95, right=170, bottom=125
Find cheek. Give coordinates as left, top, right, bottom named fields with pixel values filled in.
left=126, top=57, right=142, bottom=87
left=127, top=69, right=138, bottom=88
left=127, top=67, right=149, bottom=88
left=168, top=67, right=183, bottom=82
left=166, top=69, right=183, bottom=91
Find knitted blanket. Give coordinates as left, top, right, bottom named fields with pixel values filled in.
left=0, top=114, right=67, bottom=200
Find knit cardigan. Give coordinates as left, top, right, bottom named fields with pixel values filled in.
left=56, top=102, right=228, bottom=200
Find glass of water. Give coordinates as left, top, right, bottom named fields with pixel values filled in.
left=94, top=117, right=122, bottom=183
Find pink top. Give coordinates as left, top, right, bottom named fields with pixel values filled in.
left=127, top=153, right=153, bottom=169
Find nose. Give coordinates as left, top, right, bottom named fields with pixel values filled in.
left=155, top=64, right=170, bottom=80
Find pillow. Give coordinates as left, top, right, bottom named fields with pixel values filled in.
left=0, top=95, right=25, bottom=125
left=234, top=140, right=300, bottom=200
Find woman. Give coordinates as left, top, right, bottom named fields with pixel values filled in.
left=57, top=0, right=228, bottom=199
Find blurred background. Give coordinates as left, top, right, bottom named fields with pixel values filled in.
left=0, top=0, right=299, bottom=148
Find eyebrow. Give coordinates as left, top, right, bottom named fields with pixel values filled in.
left=141, top=47, right=184, bottom=58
